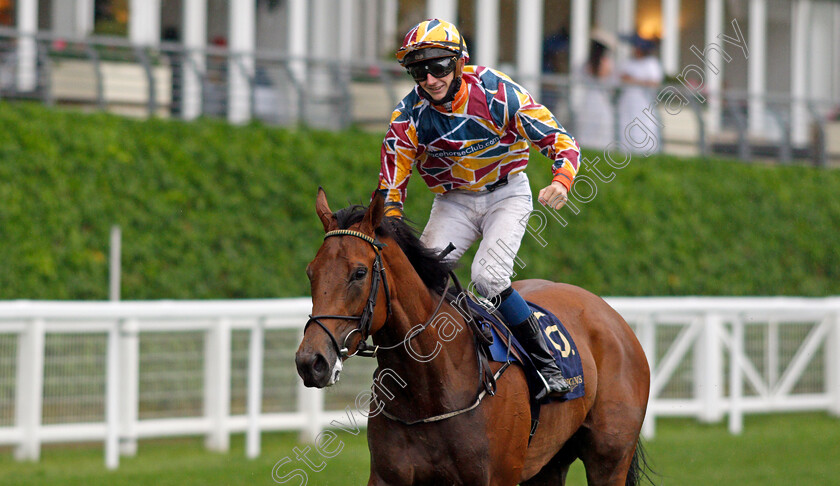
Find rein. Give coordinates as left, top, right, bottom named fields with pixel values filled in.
left=376, top=361, right=510, bottom=425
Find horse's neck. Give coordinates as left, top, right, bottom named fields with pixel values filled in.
left=374, top=281, right=480, bottom=415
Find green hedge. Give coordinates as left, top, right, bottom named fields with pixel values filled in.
left=1, top=102, right=838, bottom=299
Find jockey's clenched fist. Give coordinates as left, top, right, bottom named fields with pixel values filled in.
left=538, top=181, right=569, bottom=210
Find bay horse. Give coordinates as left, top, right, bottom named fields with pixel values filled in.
left=296, top=189, right=652, bottom=485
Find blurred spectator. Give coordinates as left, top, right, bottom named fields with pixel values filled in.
left=574, top=29, right=617, bottom=150
left=542, top=28, right=569, bottom=73
left=541, top=28, right=569, bottom=112
left=617, top=33, right=663, bottom=152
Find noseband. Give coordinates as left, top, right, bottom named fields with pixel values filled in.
left=304, top=229, right=392, bottom=359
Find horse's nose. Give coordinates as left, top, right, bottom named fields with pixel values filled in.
left=295, top=350, right=331, bottom=388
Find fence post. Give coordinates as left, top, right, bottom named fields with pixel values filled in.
left=119, top=318, right=139, bottom=456
left=133, top=46, right=157, bottom=116
left=204, top=318, right=231, bottom=452
left=246, top=319, right=264, bottom=459
left=105, top=322, right=121, bottom=469
left=109, top=226, right=121, bottom=301
left=15, top=319, right=44, bottom=461
left=767, top=319, right=779, bottom=390
left=687, top=94, right=708, bottom=157
left=728, top=317, right=744, bottom=434
left=829, top=311, right=840, bottom=417
left=725, top=95, right=751, bottom=162
left=696, top=313, right=724, bottom=423
left=297, top=381, right=323, bottom=444
left=297, top=331, right=323, bottom=444
left=808, top=102, right=828, bottom=167
left=36, top=41, right=54, bottom=107
left=85, top=43, right=106, bottom=110
left=638, top=315, right=656, bottom=439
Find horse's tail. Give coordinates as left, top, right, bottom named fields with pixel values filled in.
left=625, top=440, right=657, bottom=486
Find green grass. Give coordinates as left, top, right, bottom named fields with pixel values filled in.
left=633, top=413, right=840, bottom=485
left=1, top=413, right=838, bottom=485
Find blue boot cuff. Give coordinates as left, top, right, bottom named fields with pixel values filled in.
left=496, top=289, right=532, bottom=327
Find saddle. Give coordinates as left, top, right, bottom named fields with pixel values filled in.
left=445, top=273, right=585, bottom=438
left=460, top=294, right=585, bottom=401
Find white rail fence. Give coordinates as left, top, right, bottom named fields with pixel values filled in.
left=0, top=297, right=838, bottom=468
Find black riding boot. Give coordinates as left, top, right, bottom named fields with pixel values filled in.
left=512, top=313, right=572, bottom=397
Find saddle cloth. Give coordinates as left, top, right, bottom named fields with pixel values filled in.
left=467, top=299, right=585, bottom=402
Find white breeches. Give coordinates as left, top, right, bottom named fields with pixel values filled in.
left=420, top=172, right=533, bottom=299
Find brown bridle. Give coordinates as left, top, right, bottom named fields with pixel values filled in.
left=304, top=229, right=392, bottom=359
left=305, top=229, right=505, bottom=425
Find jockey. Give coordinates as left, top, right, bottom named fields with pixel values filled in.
left=377, top=19, right=580, bottom=396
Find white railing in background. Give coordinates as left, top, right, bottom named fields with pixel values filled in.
left=0, top=297, right=838, bottom=468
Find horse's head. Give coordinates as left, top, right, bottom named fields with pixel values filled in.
left=295, top=188, right=391, bottom=388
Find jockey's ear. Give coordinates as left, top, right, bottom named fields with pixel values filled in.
left=361, top=191, right=384, bottom=235
left=316, top=187, right=337, bottom=232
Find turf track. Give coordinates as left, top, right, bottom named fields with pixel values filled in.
left=0, top=413, right=837, bottom=485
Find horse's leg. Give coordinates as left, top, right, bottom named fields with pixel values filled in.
left=576, top=408, right=643, bottom=486
left=520, top=464, right=570, bottom=486
left=577, top=359, right=647, bottom=485
left=520, top=439, right=578, bottom=486
left=579, top=444, right=636, bottom=486
left=366, top=447, right=413, bottom=486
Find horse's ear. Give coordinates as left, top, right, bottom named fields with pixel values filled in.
left=361, top=191, right=385, bottom=235
left=316, top=187, right=337, bottom=232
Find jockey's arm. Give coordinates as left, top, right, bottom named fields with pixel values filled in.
left=378, top=106, right=418, bottom=218
left=510, top=97, right=580, bottom=210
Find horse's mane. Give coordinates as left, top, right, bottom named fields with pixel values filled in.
left=333, top=205, right=452, bottom=294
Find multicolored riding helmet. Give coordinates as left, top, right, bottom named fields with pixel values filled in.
left=396, top=18, right=470, bottom=66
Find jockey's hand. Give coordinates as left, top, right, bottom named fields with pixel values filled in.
left=537, top=181, right=569, bottom=210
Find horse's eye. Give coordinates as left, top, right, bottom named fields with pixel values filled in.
left=351, top=267, right=368, bottom=281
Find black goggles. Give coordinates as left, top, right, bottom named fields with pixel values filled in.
left=406, top=57, right=457, bottom=82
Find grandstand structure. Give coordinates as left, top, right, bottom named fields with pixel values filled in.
left=0, top=0, right=838, bottom=163
left=1, top=0, right=838, bottom=163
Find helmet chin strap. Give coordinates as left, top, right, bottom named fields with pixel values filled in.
left=420, top=77, right=461, bottom=106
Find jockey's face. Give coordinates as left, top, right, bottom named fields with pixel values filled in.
left=408, top=56, right=460, bottom=102
left=418, top=70, right=455, bottom=101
